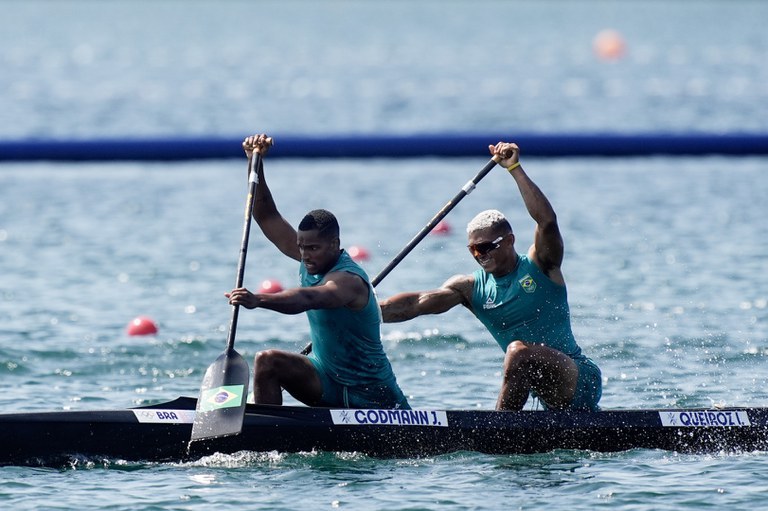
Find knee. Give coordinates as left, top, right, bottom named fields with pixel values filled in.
left=504, top=341, right=529, bottom=362
left=254, top=349, right=283, bottom=374
left=503, top=341, right=532, bottom=371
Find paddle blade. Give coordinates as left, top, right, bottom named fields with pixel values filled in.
left=190, top=348, right=250, bottom=442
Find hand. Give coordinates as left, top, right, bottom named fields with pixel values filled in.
left=242, top=134, right=274, bottom=159
left=488, top=142, right=520, bottom=169
left=225, top=287, right=261, bottom=309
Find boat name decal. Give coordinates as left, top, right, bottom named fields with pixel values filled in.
left=659, top=410, right=751, bottom=427
left=132, top=409, right=196, bottom=424
left=330, top=409, right=449, bottom=427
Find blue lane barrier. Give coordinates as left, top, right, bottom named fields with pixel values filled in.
left=1, top=133, right=767, bottom=162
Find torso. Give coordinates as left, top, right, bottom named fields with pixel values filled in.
left=469, top=254, right=586, bottom=361
left=302, top=250, right=398, bottom=386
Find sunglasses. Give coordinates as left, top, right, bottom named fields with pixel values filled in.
left=468, top=235, right=506, bottom=257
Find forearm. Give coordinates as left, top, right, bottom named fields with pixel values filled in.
left=509, top=166, right=557, bottom=226
left=252, top=161, right=280, bottom=223
left=242, top=134, right=277, bottom=224
left=252, top=288, right=316, bottom=315
left=508, top=164, right=564, bottom=269
left=248, top=162, right=300, bottom=260
left=380, top=287, right=462, bottom=323
left=380, top=293, right=423, bottom=323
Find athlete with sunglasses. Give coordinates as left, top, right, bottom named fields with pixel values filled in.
left=379, top=142, right=601, bottom=412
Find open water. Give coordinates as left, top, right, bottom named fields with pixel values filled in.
left=1, top=1, right=767, bottom=510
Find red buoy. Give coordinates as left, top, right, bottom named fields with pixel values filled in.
left=126, top=316, right=158, bottom=336
left=593, top=29, right=626, bottom=61
left=348, top=245, right=370, bottom=262
left=259, top=279, right=284, bottom=293
left=432, top=220, right=452, bottom=235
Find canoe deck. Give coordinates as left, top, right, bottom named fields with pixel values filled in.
left=2, top=397, right=766, bottom=466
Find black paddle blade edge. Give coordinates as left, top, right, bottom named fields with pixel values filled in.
left=189, top=349, right=250, bottom=445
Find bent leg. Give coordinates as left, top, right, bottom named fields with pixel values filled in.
left=253, top=349, right=323, bottom=406
left=496, top=341, right=579, bottom=411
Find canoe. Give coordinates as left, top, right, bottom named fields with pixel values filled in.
left=2, top=397, right=766, bottom=466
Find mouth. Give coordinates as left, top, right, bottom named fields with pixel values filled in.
left=475, top=255, right=492, bottom=267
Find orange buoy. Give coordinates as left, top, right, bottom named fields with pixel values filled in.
left=126, top=316, right=158, bottom=336
left=432, top=220, right=452, bottom=235
left=593, top=29, right=626, bottom=61
left=259, top=279, right=284, bottom=293
left=348, top=245, right=370, bottom=262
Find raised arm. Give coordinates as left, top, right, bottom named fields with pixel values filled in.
left=379, top=274, right=474, bottom=322
left=489, top=142, right=565, bottom=283
left=242, top=134, right=301, bottom=261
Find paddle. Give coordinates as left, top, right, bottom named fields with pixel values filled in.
left=300, top=154, right=501, bottom=355
left=189, top=146, right=267, bottom=444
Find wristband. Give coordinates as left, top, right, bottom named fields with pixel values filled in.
left=506, top=161, right=521, bottom=173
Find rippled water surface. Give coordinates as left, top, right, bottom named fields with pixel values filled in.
left=1, top=1, right=767, bottom=510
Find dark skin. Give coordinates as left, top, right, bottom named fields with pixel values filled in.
left=380, top=142, right=579, bottom=411
left=225, top=134, right=371, bottom=405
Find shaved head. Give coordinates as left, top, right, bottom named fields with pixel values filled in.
left=298, top=209, right=340, bottom=240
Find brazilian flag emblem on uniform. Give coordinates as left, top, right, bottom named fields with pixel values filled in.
left=519, top=274, right=537, bottom=294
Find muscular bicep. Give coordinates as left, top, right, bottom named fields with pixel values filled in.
left=300, top=271, right=369, bottom=310
left=531, top=221, right=564, bottom=269
left=407, top=275, right=472, bottom=315
left=379, top=274, right=473, bottom=322
left=413, top=287, right=465, bottom=315
left=529, top=221, right=566, bottom=286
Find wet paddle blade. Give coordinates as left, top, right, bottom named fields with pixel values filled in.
left=189, top=348, right=250, bottom=442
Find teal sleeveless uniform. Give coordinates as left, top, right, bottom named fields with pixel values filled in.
left=471, top=254, right=601, bottom=410
left=303, top=250, right=409, bottom=409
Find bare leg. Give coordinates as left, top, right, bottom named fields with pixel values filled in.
left=495, top=341, right=532, bottom=410
left=496, top=341, right=579, bottom=411
left=253, top=349, right=323, bottom=406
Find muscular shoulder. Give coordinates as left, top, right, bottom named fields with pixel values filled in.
left=441, top=274, right=474, bottom=304
left=324, top=270, right=368, bottom=292
left=322, top=270, right=370, bottom=308
left=527, top=245, right=566, bottom=286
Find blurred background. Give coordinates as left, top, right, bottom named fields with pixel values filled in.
left=1, top=0, right=766, bottom=139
